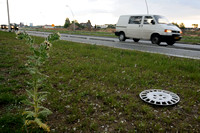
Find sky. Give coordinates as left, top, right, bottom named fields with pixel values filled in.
left=0, top=0, right=200, bottom=27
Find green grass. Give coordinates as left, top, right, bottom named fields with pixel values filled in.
left=180, top=36, right=200, bottom=44
left=0, top=31, right=200, bottom=132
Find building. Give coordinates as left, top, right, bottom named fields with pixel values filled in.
left=43, top=25, right=54, bottom=29
left=80, top=20, right=92, bottom=30
left=30, top=23, right=33, bottom=27
left=96, top=25, right=108, bottom=29
left=20, top=22, right=24, bottom=27
left=95, top=24, right=116, bottom=29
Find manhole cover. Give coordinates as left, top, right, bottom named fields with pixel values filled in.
left=139, top=89, right=180, bottom=106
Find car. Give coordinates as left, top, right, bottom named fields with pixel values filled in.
left=115, top=15, right=182, bottom=45
left=10, top=23, right=19, bottom=30
left=1, top=25, right=8, bottom=29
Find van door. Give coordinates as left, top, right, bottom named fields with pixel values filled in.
left=141, top=16, right=156, bottom=39
left=127, top=16, right=143, bottom=39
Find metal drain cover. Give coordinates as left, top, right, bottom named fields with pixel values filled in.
left=139, top=89, right=180, bottom=106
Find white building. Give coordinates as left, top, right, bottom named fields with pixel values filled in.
left=96, top=25, right=108, bottom=29
left=43, top=25, right=54, bottom=29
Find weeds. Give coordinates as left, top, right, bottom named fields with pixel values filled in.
left=16, top=31, right=60, bottom=132
left=0, top=113, right=24, bottom=133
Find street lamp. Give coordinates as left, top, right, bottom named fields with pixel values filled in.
left=66, top=5, right=75, bottom=31
left=7, top=0, right=11, bottom=32
left=145, top=0, right=149, bottom=14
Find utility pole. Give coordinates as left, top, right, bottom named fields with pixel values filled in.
left=7, top=0, right=11, bottom=32
left=145, top=0, right=149, bottom=14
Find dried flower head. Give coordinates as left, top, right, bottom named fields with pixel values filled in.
left=57, top=32, right=61, bottom=37
left=16, top=31, right=22, bottom=35
left=43, top=40, right=52, bottom=50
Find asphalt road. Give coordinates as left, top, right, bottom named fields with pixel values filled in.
left=17, top=30, right=200, bottom=60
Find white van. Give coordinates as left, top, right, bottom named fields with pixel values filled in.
left=115, top=15, right=182, bottom=45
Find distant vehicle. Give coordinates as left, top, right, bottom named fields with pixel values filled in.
left=115, top=15, right=182, bottom=45
left=1, top=24, right=19, bottom=30
left=1, top=25, right=8, bottom=29
left=10, top=23, right=19, bottom=30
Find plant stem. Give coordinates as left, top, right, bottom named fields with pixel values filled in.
left=34, top=77, right=38, bottom=118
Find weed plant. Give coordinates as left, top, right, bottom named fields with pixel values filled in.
left=16, top=31, right=60, bottom=132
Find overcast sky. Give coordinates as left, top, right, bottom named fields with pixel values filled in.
left=0, top=0, right=200, bottom=27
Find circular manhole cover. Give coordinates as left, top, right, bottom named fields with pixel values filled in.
left=139, top=89, right=180, bottom=106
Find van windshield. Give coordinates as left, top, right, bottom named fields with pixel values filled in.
left=154, top=15, right=171, bottom=24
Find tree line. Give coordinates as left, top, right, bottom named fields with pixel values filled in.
left=64, top=18, right=186, bottom=30
left=172, top=22, right=185, bottom=29
left=64, top=18, right=92, bottom=30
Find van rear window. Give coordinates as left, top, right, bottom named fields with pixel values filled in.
left=129, top=16, right=142, bottom=24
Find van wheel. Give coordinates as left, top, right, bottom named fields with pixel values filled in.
left=151, top=35, right=161, bottom=45
left=133, top=39, right=140, bottom=42
left=167, top=41, right=175, bottom=45
left=119, top=33, right=126, bottom=41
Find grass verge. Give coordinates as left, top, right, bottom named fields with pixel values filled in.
left=0, top=31, right=200, bottom=132
left=180, top=36, right=200, bottom=44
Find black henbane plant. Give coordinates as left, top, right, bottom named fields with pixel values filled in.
left=16, top=31, right=60, bottom=132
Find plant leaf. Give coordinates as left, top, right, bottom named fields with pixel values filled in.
left=26, top=89, right=34, bottom=98
left=38, top=108, right=52, bottom=117
left=37, top=95, right=47, bottom=104
left=22, top=99, right=34, bottom=106
left=38, top=91, right=50, bottom=94
left=35, top=118, right=51, bottom=132
left=23, top=111, right=36, bottom=118
left=25, top=120, right=35, bottom=126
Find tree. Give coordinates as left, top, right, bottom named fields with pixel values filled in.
left=74, top=20, right=84, bottom=29
left=172, top=22, right=179, bottom=27
left=86, top=20, right=92, bottom=30
left=192, top=24, right=198, bottom=28
left=107, top=24, right=116, bottom=29
left=172, top=22, right=185, bottom=29
left=64, top=18, right=71, bottom=28
left=179, top=23, right=185, bottom=29
left=71, top=20, right=79, bottom=26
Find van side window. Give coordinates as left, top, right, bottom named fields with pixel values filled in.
left=144, top=16, right=154, bottom=24
left=129, top=16, right=142, bottom=24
